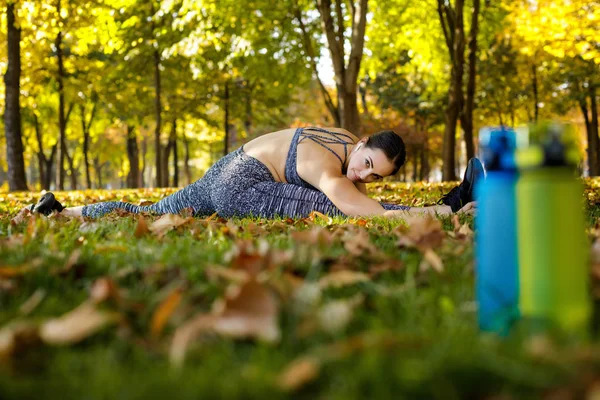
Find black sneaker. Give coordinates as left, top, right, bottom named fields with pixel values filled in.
left=438, top=158, right=485, bottom=212
left=33, top=192, right=65, bottom=216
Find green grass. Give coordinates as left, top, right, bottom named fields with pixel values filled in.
left=1, top=181, right=600, bottom=400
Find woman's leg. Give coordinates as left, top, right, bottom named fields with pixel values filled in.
left=78, top=151, right=241, bottom=218
left=213, top=179, right=411, bottom=219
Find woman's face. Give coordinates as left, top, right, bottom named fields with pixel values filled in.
left=346, top=142, right=396, bottom=183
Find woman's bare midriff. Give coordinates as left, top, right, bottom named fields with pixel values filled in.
left=242, top=127, right=358, bottom=184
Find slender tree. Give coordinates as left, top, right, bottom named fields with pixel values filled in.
left=4, top=2, right=28, bottom=191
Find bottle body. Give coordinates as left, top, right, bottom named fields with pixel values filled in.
left=516, top=168, right=590, bottom=335
left=475, top=172, right=519, bottom=334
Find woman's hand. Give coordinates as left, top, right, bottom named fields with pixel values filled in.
left=457, top=201, right=476, bottom=215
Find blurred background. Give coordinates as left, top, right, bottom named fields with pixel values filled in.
left=0, top=0, right=598, bottom=191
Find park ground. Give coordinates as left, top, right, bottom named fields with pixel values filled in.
left=2, top=181, right=600, bottom=399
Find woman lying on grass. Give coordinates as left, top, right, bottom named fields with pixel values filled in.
left=23, top=127, right=482, bottom=220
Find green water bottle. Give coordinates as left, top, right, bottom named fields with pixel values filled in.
left=516, top=123, right=590, bottom=337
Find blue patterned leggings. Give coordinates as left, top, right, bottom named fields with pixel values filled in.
left=82, top=148, right=410, bottom=219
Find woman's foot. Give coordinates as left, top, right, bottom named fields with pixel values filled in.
left=32, top=192, right=65, bottom=216
left=438, top=158, right=485, bottom=212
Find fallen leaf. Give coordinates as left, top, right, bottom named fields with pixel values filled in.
left=308, top=211, right=333, bottom=225
left=170, top=280, right=279, bottom=365
left=19, top=289, right=46, bottom=316
left=53, top=249, right=85, bottom=277
left=149, top=214, right=192, bottom=237
left=318, top=270, right=370, bottom=289
left=278, top=356, right=321, bottom=391
left=369, top=260, right=404, bottom=277
left=10, top=206, right=33, bottom=226
left=291, top=226, right=333, bottom=245
left=318, top=300, right=355, bottom=334
left=39, top=301, right=121, bottom=345
left=395, top=217, right=444, bottom=251
left=151, top=287, right=183, bottom=338
left=205, top=266, right=250, bottom=283
left=0, top=259, right=43, bottom=278
left=342, top=228, right=379, bottom=257
left=420, top=248, right=444, bottom=273
left=90, top=277, right=122, bottom=305
left=0, top=321, right=39, bottom=359
left=134, top=215, right=150, bottom=238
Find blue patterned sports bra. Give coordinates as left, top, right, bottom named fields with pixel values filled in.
left=284, top=127, right=355, bottom=190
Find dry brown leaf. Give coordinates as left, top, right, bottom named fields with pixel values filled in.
left=0, top=321, right=39, bottom=359
left=291, top=226, right=333, bottom=246
left=90, top=277, right=122, bottom=304
left=318, top=270, right=370, bottom=289
left=420, top=248, right=444, bottom=273
left=457, top=223, right=474, bottom=238
left=39, top=301, right=121, bottom=345
left=308, top=211, right=333, bottom=225
left=342, top=228, right=379, bottom=257
left=213, top=280, right=279, bottom=341
left=10, top=206, right=33, bottom=226
left=395, top=217, right=444, bottom=251
left=369, top=259, right=404, bottom=277
left=0, top=234, right=25, bottom=249
left=0, top=258, right=43, bottom=278
left=451, top=215, right=474, bottom=240
left=19, top=289, right=46, bottom=316
left=170, top=280, right=279, bottom=365
left=53, top=249, right=84, bottom=277
left=278, top=356, right=321, bottom=391
left=205, top=266, right=249, bottom=283
left=149, top=214, right=192, bottom=237
left=151, top=287, right=183, bottom=338
left=134, top=215, right=150, bottom=238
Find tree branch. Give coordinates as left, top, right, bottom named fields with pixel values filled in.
left=316, top=0, right=345, bottom=84
left=436, top=0, right=453, bottom=55
left=292, top=3, right=340, bottom=124
left=334, top=0, right=346, bottom=56
left=346, top=0, right=367, bottom=88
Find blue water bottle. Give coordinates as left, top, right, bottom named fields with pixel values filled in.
left=475, top=127, right=519, bottom=334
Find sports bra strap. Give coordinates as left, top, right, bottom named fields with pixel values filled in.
left=298, top=127, right=355, bottom=167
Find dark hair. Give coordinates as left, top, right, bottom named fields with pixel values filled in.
left=364, top=130, right=406, bottom=175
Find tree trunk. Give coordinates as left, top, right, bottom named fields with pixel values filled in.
left=420, top=133, right=430, bottom=182
left=63, top=147, right=77, bottom=190
left=93, top=157, right=103, bottom=188
left=411, top=145, right=418, bottom=182
left=316, top=0, right=368, bottom=134
left=459, top=0, right=480, bottom=162
left=359, top=80, right=370, bottom=118
left=578, top=94, right=594, bottom=176
left=223, top=80, right=230, bottom=157
left=183, top=133, right=191, bottom=185
left=293, top=5, right=340, bottom=126
left=245, top=87, right=252, bottom=138
left=80, top=101, right=96, bottom=189
left=161, top=120, right=177, bottom=187
left=437, top=0, right=465, bottom=181
left=126, top=125, right=140, bottom=188
left=153, top=47, right=163, bottom=188
left=54, top=2, right=68, bottom=191
left=140, top=136, right=147, bottom=188
left=172, top=119, right=179, bottom=187
left=4, top=2, right=28, bottom=191
left=590, top=85, right=600, bottom=176
left=532, top=63, right=539, bottom=122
